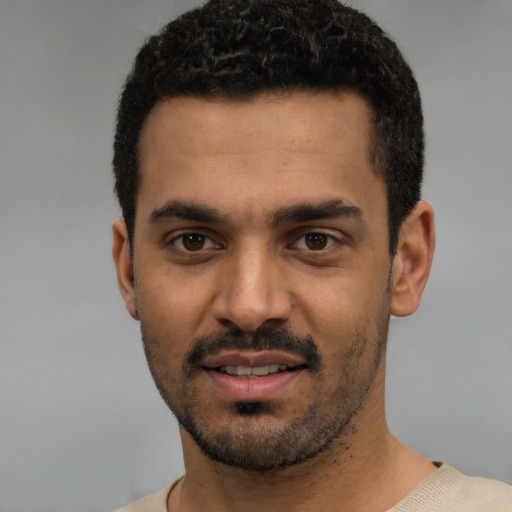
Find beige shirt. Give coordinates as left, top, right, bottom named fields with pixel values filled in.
left=114, top=465, right=512, bottom=512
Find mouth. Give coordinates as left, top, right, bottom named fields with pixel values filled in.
left=202, top=350, right=308, bottom=377
left=201, top=351, right=308, bottom=402
left=215, top=363, right=305, bottom=377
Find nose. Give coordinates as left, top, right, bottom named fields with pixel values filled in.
left=212, top=245, right=292, bottom=332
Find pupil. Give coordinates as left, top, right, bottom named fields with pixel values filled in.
left=183, top=234, right=205, bottom=251
left=306, top=233, right=327, bottom=250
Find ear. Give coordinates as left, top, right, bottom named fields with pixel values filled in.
left=112, top=218, right=139, bottom=320
left=390, top=200, right=435, bottom=317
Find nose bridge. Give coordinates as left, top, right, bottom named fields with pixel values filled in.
left=213, top=239, right=290, bottom=331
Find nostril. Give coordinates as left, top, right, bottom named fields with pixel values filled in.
left=216, top=318, right=239, bottom=330
left=214, top=316, right=289, bottom=333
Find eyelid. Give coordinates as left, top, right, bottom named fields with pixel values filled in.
left=166, top=229, right=222, bottom=251
left=163, top=227, right=345, bottom=252
left=289, top=229, right=344, bottom=251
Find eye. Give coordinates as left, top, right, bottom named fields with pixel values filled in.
left=170, top=232, right=218, bottom=252
left=293, top=232, right=339, bottom=251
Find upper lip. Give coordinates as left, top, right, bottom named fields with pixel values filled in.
left=201, top=350, right=307, bottom=369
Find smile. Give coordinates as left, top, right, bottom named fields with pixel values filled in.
left=200, top=350, right=309, bottom=401
left=218, top=364, right=289, bottom=376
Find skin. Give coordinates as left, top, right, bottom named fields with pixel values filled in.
left=113, top=91, right=436, bottom=511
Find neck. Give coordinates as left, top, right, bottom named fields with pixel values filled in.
left=170, top=364, right=435, bottom=512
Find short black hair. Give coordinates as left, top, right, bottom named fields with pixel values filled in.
left=113, top=0, right=423, bottom=253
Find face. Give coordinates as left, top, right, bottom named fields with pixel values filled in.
left=119, top=91, right=395, bottom=470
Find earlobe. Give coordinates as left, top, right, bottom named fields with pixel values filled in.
left=390, top=201, right=435, bottom=317
left=112, top=218, right=139, bottom=320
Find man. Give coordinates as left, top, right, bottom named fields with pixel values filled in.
left=111, top=0, right=512, bottom=510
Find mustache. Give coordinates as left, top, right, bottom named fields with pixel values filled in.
left=184, top=326, right=323, bottom=373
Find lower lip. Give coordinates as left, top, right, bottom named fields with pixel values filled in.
left=206, top=369, right=303, bottom=402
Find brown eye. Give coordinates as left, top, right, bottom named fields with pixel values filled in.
left=168, top=231, right=221, bottom=259
left=304, top=233, right=329, bottom=250
left=169, top=232, right=219, bottom=254
left=181, top=233, right=206, bottom=251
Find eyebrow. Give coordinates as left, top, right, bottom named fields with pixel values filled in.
left=149, top=198, right=362, bottom=226
left=271, top=199, right=362, bottom=226
left=149, top=200, right=223, bottom=224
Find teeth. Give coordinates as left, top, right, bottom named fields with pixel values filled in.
left=249, top=366, right=267, bottom=376
left=219, top=365, right=289, bottom=376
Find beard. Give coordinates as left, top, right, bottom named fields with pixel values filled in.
left=141, top=304, right=389, bottom=472
left=179, top=328, right=333, bottom=470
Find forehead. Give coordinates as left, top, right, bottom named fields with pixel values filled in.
left=136, top=91, right=386, bottom=225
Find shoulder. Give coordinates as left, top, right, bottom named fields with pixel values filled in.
left=113, top=477, right=182, bottom=512
left=390, top=464, right=512, bottom=512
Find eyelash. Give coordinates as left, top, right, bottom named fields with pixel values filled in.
left=168, top=232, right=220, bottom=252
left=290, top=232, right=341, bottom=251
left=167, top=230, right=342, bottom=253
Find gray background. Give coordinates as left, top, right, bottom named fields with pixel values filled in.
left=1, top=1, right=511, bottom=510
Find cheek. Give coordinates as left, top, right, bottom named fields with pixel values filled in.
left=291, top=267, right=390, bottom=352
left=294, top=273, right=380, bottom=327
left=136, top=271, right=215, bottom=349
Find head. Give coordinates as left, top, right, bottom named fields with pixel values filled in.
left=113, top=0, right=424, bottom=254
left=112, top=0, right=434, bottom=472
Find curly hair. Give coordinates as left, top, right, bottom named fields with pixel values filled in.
left=113, top=0, right=423, bottom=253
